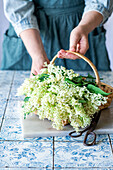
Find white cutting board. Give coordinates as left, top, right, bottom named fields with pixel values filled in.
left=21, top=101, right=113, bottom=138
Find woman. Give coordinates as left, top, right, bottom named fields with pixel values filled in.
left=1, top=0, right=113, bottom=76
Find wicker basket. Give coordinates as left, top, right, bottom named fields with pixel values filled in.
left=50, top=50, right=113, bottom=125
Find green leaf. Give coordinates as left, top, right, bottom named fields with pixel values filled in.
left=72, top=76, right=83, bottom=83
left=52, top=72, right=56, bottom=76
left=87, top=73, right=95, bottom=79
left=24, top=113, right=26, bottom=119
left=32, top=73, right=36, bottom=76
left=61, top=70, right=65, bottom=76
left=78, top=100, right=87, bottom=103
left=87, top=84, right=112, bottom=96
left=24, top=97, right=30, bottom=102
left=65, top=78, right=78, bottom=86
left=38, top=74, right=49, bottom=82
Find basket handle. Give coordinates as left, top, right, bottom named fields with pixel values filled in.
left=51, top=50, right=101, bottom=86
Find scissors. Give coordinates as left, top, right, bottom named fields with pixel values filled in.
left=69, top=110, right=101, bottom=146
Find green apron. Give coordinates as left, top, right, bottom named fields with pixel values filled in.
left=1, top=0, right=111, bottom=71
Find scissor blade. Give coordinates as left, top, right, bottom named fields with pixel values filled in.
left=90, top=110, right=101, bottom=129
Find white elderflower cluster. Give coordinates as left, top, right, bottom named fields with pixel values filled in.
left=17, top=63, right=107, bottom=131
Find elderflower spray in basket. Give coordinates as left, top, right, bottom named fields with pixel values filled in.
left=17, top=51, right=113, bottom=145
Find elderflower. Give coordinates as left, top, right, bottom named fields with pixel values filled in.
left=17, top=63, right=108, bottom=131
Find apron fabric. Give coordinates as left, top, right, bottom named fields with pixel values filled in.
left=1, top=0, right=111, bottom=71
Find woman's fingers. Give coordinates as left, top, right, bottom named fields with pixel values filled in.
left=30, top=69, right=37, bottom=78
left=70, top=26, right=89, bottom=55
left=70, top=30, right=80, bottom=52
left=30, top=56, right=50, bottom=78
left=58, top=33, right=89, bottom=60
left=76, top=43, right=80, bottom=52
left=45, top=57, right=50, bottom=65
left=57, top=49, right=80, bottom=59
left=57, top=25, right=89, bottom=60
left=66, top=52, right=80, bottom=59
left=78, top=36, right=89, bottom=55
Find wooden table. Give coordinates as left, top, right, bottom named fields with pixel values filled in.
left=0, top=70, right=113, bottom=169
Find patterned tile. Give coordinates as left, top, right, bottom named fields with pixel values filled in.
left=54, top=134, right=109, bottom=142
left=9, top=71, right=30, bottom=101
left=0, top=168, right=41, bottom=170
left=13, top=71, right=30, bottom=86
left=0, top=70, right=113, bottom=169
left=0, top=90, right=10, bottom=100
left=0, top=99, right=7, bottom=126
left=0, top=141, right=53, bottom=168
left=0, top=118, right=23, bottom=140
left=0, top=100, right=53, bottom=141
left=109, top=134, right=113, bottom=140
left=0, top=169, right=52, bottom=170
left=109, top=135, right=113, bottom=153
left=4, top=100, right=21, bottom=119
left=0, top=71, right=14, bottom=99
left=54, top=141, right=113, bottom=168
left=0, top=118, right=53, bottom=141
left=54, top=167, right=111, bottom=170
left=99, top=71, right=113, bottom=87
left=9, top=85, right=24, bottom=100
left=10, top=71, right=33, bottom=100
left=0, top=71, right=14, bottom=83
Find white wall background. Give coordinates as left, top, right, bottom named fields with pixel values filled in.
left=0, top=0, right=113, bottom=70
left=104, top=13, right=113, bottom=70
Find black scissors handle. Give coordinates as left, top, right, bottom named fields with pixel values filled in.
left=69, top=126, right=90, bottom=138
left=83, top=110, right=101, bottom=146
left=69, top=110, right=101, bottom=146
left=83, top=130, right=96, bottom=146
left=69, top=131, right=83, bottom=138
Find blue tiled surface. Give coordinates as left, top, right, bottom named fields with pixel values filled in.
left=9, top=71, right=30, bottom=100
left=13, top=71, right=30, bottom=86
left=54, top=141, right=113, bottom=168
left=0, top=99, right=7, bottom=126
left=109, top=135, right=113, bottom=152
left=0, top=118, right=23, bottom=140
left=4, top=100, right=20, bottom=119
left=54, top=134, right=109, bottom=142
left=9, top=85, right=24, bottom=100
left=0, top=71, right=113, bottom=168
left=0, top=118, right=53, bottom=141
left=0, top=117, right=53, bottom=141
left=0, top=71, right=14, bottom=100
left=109, top=134, right=113, bottom=139
left=0, top=99, right=53, bottom=142
left=0, top=141, right=53, bottom=168
left=54, top=168, right=111, bottom=170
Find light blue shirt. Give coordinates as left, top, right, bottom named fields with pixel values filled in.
left=3, top=0, right=113, bottom=36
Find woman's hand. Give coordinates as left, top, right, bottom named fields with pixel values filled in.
left=57, top=25, right=89, bottom=59
left=30, top=55, right=50, bottom=77
left=20, top=29, right=50, bottom=77
left=57, top=11, right=103, bottom=60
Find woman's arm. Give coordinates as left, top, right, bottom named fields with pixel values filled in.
left=4, top=0, right=49, bottom=76
left=58, top=11, right=103, bottom=59
left=58, top=0, right=113, bottom=59
left=3, top=0, right=39, bottom=36
left=20, top=29, right=49, bottom=77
